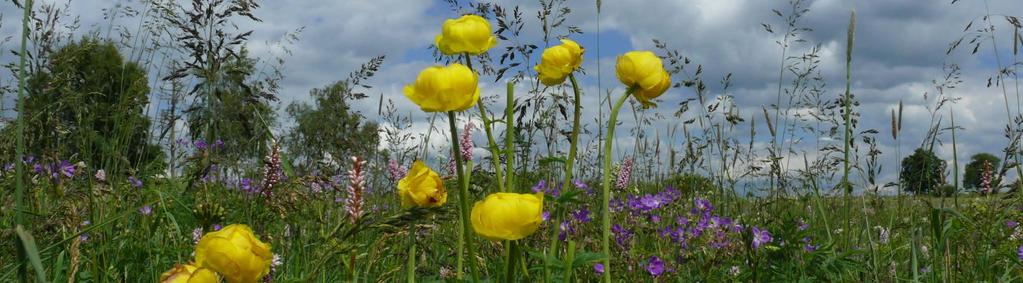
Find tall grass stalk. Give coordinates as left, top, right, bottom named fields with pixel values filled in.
left=13, top=0, right=34, bottom=281
left=505, top=81, right=516, bottom=191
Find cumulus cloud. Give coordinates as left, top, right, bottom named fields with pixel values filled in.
left=2, top=0, right=1021, bottom=190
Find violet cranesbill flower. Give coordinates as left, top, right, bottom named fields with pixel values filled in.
left=573, top=179, right=593, bottom=195
left=194, top=139, right=208, bottom=150
left=572, top=208, right=592, bottom=223
left=797, top=219, right=809, bottom=231
left=240, top=178, right=253, bottom=193
left=802, top=237, right=818, bottom=252
left=558, top=221, right=574, bottom=241
left=693, top=198, right=714, bottom=214
left=1018, top=245, right=1023, bottom=260
left=57, top=160, right=75, bottom=178
left=542, top=211, right=551, bottom=222
left=139, top=205, right=153, bottom=216
left=128, top=176, right=143, bottom=188
left=532, top=180, right=547, bottom=193
left=1008, top=220, right=1019, bottom=229
left=751, top=226, right=773, bottom=250
left=594, top=263, right=605, bottom=274
left=612, top=224, right=634, bottom=247
left=646, top=256, right=664, bottom=276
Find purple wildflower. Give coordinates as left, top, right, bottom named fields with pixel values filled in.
left=693, top=198, right=714, bottom=214
left=213, top=224, right=223, bottom=231
left=3, top=163, right=13, bottom=172
left=646, top=256, right=664, bottom=276
left=213, top=139, right=225, bottom=149
left=195, top=140, right=208, bottom=150
left=240, top=178, right=253, bottom=193
left=572, top=209, right=592, bottom=223
left=542, top=211, right=551, bottom=222
left=752, top=226, right=773, bottom=249
left=139, top=205, right=152, bottom=216
left=558, top=221, right=573, bottom=241
left=802, top=237, right=818, bottom=252
left=532, top=180, right=547, bottom=193
left=612, top=224, right=634, bottom=247
left=128, top=176, right=143, bottom=188
left=1008, top=220, right=1019, bottom=229
left=573, top=179, right=593, bottom=195
left=1018, top=245, right=1023, bottom=260
left=57, top=160, right=75, bottom=178
left=797, top=219, right=809, bottom=231
left=594, top=263, right=605, bottom=274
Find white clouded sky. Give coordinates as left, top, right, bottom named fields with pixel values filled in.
left=1, top=0, right=1022, bottom=191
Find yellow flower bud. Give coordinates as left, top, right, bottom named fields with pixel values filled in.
left=616, top=51, right=672, bottom=107
left=398, top=160, right=448, bottom=208
left=470, top=192, right=544, bottom=241
left=403, top=64, right=481, bottom=112
left=435, top=15, right=498, bottom=55
left=194, top=224, right=272, bottom=283
left=535, top=38, right=585, bottom=86
left=160, top=263, right=219, bottom=283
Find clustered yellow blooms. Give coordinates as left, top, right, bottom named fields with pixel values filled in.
left=616, top=51, right=672, bottom=107
left=160, top=263, right=219, bottom=283
left=470, top=192, right=545, bottom=241
left=398, top=160, right=448, bottom=208
left=403, top=63, right=481, bottom=112
left=435, top=14, right=498, bottom=55
left=162, top=224, right=272, bottom=283
left=535, top=38, right=585, bottom=86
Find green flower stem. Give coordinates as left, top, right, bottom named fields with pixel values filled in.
left=563, top=240, right=577, bottom=281
left=407, top=221, right=416, bottom=283
left=601, top=89, right=634, bottom=283
left=462, top=53, right=506, bottom=192
left=545, top=73, right=584, bottom=280
left=448, top=111, right=479, bottom=282
left=504, top=240, right=520, bottom=282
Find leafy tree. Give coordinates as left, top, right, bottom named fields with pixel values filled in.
left=284, top=56, right=384, bottom=174
left=900, top=148, right=946, bottom=195
left=16, top=38, right=163, bottom=174
left=962, top=153, right=1000, bottom=192
left=186, top=48, right=277, bottom=168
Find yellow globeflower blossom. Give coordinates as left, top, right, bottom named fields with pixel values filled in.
left=535, top=38, right=585, bottom=86
left=435, top=14, right=498, bottom=55
left=160, top=263, right=219, bottom=283
left=398, top=160, right=448, bottom=208
left=615, top=51, right=672, bottom=107
left=404, top=64, right=480, bottom=112
left=470, top=192, right=544, bottom=241
left=195, top=224, right=273, bottom=283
